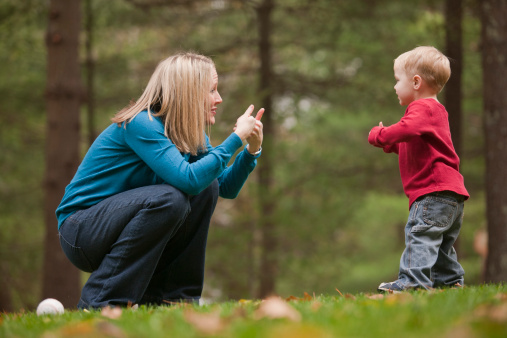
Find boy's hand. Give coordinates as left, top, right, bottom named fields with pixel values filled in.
left=369, top=121, right=383, bottom=136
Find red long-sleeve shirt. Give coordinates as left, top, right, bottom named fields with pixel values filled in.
left=368, top=98, right=469, bottom=208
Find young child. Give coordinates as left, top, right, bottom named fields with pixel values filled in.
left=368, top=46, right=469, bottom=293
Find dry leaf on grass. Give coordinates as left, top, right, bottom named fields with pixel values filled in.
left=254, top=296, right=301, bottom=322
left=494, top=293, right=507, bottom=302
left=96, top=321, right=126, bottom=338
left=286, top=292, right=313, bottom=302
left=384, top=292, right=413, bottom=305
left=101, top=306, right=123, bottom=319
left=474, top=303, right=507, bottom=323
left=57, top=321, right=96, bottom=336
left=183, top=309, right=225, bottom=335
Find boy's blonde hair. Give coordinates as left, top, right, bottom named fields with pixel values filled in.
left=394, top=46, right=450, bottom=93
left=112, top=52, right=214, bottom=155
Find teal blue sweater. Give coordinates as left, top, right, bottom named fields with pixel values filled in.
left=56, top=111, right=260, bottom=229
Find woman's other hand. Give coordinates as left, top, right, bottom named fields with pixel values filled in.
left=246, top=108, right=264, bottom=154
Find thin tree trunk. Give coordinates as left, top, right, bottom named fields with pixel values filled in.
left=42, top=0, right=82, bottom=308
left=445, top=0, right=463, bottom=256
left=0, top=264, right=13, bottom=312
left=256, top=0, right=277, bottom=298
left=445, top=0, right=463, bottom=157
left=85, top=0, right=96, bottom=146
left=481, top=0, right=507, bottom=283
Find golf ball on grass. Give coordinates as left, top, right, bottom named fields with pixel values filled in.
left=36, top=298, right=65, bottom=316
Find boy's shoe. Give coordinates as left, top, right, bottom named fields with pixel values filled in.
left=377, top=281, right=404, bottom=294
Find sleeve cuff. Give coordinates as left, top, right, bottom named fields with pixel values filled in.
left=243, top=145, right=262, bottom=159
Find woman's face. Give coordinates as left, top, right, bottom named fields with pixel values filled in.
left=206, top=68, right=222, bottom=125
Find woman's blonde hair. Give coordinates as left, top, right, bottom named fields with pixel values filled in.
left=394, top=46, right=451, bottom=93
left=112, top=52, right=215, bottom=155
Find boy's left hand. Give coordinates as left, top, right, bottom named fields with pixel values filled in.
left=369, top=121, right=383, bottom=136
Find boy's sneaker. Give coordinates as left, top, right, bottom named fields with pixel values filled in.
left=377, top=281, right=404, bottom=294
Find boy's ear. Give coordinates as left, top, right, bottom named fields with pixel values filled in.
left=413, top=75, right=422, bottom=90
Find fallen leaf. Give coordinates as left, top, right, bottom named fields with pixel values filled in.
left=311, top=301, right=322, bottom=311
left=286, top=292, right=313, bottom=302
left=267, top=323, right=333, bottom=338
left=96, top=321, right=126, bottom=338
left=494, top=293, right=507, bottom=302
left=345, top=294, right=356, bottom=300
left=183, top=309, right=225, bottom=335
left=367, top=294, right=385, bottom=300
left=475, top=303, right=507, bottom=322
left=384, top=292, right=413, bottom=305
left=254, top=297, right=301, bottom=322
left=285, top=295, right=300, bottom=302
left=101, top=306, right=123, bottom=320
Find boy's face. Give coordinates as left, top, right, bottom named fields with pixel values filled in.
left=393, top=66, right=415, bottom=106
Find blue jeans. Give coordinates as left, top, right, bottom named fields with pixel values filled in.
left=59, top=181, right=218, bottom=309
left=397, top=191, right=465, bottom=290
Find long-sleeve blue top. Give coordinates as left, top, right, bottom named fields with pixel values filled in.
left=56, top=111, right=260, bottom=229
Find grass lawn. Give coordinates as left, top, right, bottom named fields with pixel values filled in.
left=1, top=284, right=507, bottom=338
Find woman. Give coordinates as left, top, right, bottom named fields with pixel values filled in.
left=56, top=52, right=264, bottom=309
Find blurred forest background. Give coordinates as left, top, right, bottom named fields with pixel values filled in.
left=1, top=0, right=505, bottom=311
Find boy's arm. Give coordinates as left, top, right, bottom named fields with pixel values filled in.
left=368, top=101, right=432, bottom=149
left=368, top=126, right=399, bottom=154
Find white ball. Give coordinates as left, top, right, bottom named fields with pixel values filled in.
left=36, top=298, right=65, bottom=316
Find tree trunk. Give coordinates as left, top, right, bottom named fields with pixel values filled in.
left=0, top=265, right=13, bottom=312
left=85, top=0, right=96, bottom=146
left=481, top=0, right=507, bottom=283
left=42, top=0, right=82, bottom=308
left=256, top=0, right=277, bottom=298
left=445, top=0, right=463, bottom=256
left=445, top=0, right=463, bottom=157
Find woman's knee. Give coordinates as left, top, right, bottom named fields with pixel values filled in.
left=146, top=184, right=190, bottom=221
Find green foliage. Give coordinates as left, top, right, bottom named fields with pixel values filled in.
left=2, top=285, right=507, bottom=337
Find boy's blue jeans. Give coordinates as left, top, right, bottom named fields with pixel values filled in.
left=397, top=191, right=465, bottom=290
left=58, top=181, right=218, bottom=309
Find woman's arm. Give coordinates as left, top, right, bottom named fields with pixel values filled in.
left=124, top=112, right=243, bottom=195
left=217, top=147, right=260, bottom=199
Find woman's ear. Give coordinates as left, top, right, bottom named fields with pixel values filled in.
left=413, top=75, right=422, bottom=90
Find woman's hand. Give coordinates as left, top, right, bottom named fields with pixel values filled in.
left=246, top=108, right=264, bottom=154
left=234, top=105, right=259, bottom=141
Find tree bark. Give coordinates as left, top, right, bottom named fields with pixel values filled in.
left=445, top=0, right=463, bottom=256
left=481, top=0, right=507, bottom=283
left=85, top=0, right=96, bottom=146
left=445, top=0, right=463, bottom=158
left=42, top=0, right=82, bottom=308
left=256, top=0, right=277, bottom=298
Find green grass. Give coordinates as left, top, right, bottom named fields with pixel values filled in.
left=2, top=285, right=507, bottom=338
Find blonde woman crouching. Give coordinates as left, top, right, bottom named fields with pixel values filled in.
left=56, top=52, right=264, bottom=310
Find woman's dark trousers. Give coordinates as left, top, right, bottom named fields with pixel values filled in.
left=58, top=181, right=219, bottom=309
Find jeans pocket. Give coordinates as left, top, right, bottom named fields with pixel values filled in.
left=59, top=232, right=95, bottom=273
left=422, top=196, right=457, bottom=228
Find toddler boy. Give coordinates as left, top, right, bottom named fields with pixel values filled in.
left=368, top=46, right=469, bottom=293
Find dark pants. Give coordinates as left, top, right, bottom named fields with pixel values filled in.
left=58, top=181, right=219, bottom=309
